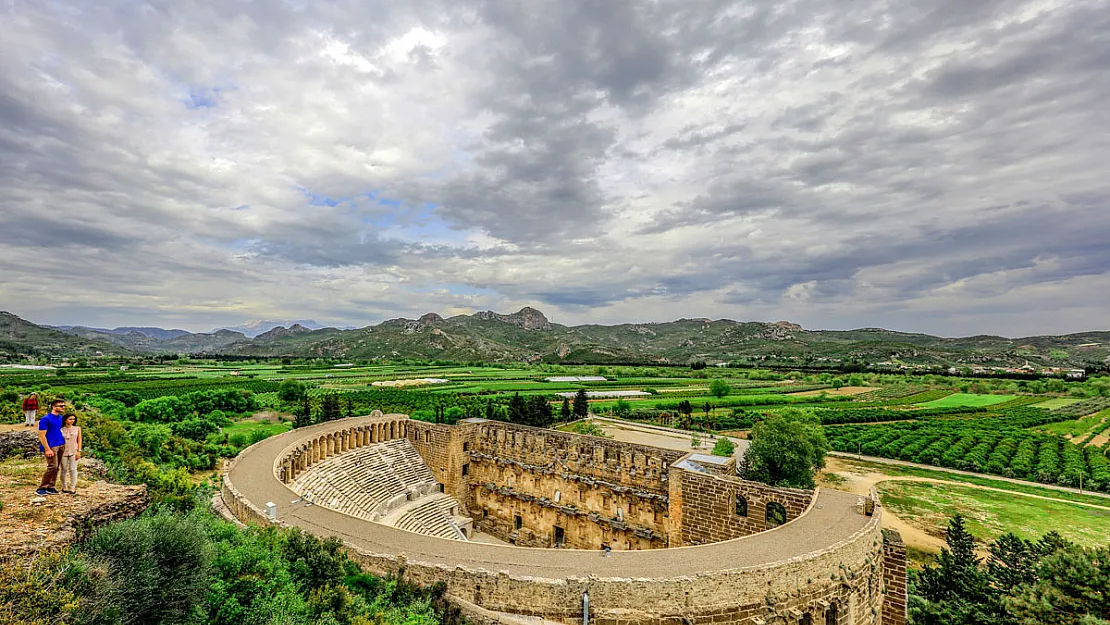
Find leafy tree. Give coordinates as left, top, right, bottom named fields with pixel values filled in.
left=709, top=378, right=731, bottom=398
left=612, top=398, right=632, bottom=418
left=711, top=437, right=735, bottom=457
left=560, top=397, right=572, bottom=421
left=171, top=417, right=219, bottom=442
left=741, top=408, right=826, bottom=488
left=278, top=379, right=308, bottom=403
left=573, top=389, right=589, bottom=418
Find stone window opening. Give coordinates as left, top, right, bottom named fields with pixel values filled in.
left=554, top=490, right=561, bottom=503
left=463, top=442, right=470, bottom=452
left=462, top=463, right=469, bottom=476
left=424, top=431, right=431, bottom=443
left=766, top=501, right=787, bottom=528
left=514, top=515, right=523, bottom=531
left=616, top=507, right=624, bottom=522
left=800, top=613, right=812, bottom=625
left=824, top=602, right=838, bottom=625
left=554, top=526, right=565, bottom=548
left=735, top=495, right=748, bottom=517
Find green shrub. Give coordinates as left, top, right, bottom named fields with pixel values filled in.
left=711, top=437, right=735, bottom=457
left=76, top=508, right=213, bottom=625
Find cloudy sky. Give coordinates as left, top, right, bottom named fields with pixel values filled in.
left=2, top=0, right=1108, bottom=337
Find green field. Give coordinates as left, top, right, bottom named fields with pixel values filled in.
left=918, top=393, right=1015, bottom=408
left=1031, top=397, right=1084, bottom=409
left=1036, top=410, right=1109, bottom=438
left=877, top=481, right=1110, bottom=549
left=219, top=418, right=292, bottom=442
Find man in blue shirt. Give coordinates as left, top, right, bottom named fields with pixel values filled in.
left=36, top=398, right=66, bottom=496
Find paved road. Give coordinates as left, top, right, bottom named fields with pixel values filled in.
left=228, top=416, right=873, bottom=579
left=829, top=451, right=1110, bottom=501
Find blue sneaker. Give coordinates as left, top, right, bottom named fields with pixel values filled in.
left=35, top=488, right=49, bottom=496
left=45, top=488, right=60, bottom=495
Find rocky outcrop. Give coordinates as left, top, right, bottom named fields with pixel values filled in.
left=472, top=307, right=551, bottom=330
left=0, top=430, right=39, bottom=460
left=419, top=313, right=444, bottom=326
left=0, top=481, right=149, bottom=559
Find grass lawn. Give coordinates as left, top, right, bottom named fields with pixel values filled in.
left=221, top=418, right=292, bottom=441
left=918, top=393, right=1015, bottom=408
left=877, top=481, right=1110, bottom=549
left=1031, top=397, right=1084, bottom=410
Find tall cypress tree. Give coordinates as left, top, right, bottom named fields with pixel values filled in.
left=560, top=397, right=572, bottom=421
left=508, top=393, right=526, bottom=424
left=573, top=388, right=589, bottom=418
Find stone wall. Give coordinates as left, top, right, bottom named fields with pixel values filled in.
left=882, top=529, right=908, bottom=625
left=339, top=513, right=886, bottom=625
left=470, top=420, right=685, bottom=494
left=671, top=468, right=814, bottom=546
left=406, top=419, right=474, bottom=506
left=463, top=420, right=678, bottom=548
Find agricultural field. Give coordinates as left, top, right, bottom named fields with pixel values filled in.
left=917, top=393, right=1014, bottom=408
left=1032, top=397, right=1084, bottom=409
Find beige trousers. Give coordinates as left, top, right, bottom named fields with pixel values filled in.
left=59, top=454, right=79, bottom=492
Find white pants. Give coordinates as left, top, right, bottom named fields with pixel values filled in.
left=25, top=410, right=37, bottom=425
left=59, top=455, right=79, bottom=492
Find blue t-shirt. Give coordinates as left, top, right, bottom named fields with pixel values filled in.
left=39, top=413, right=65, bottom=450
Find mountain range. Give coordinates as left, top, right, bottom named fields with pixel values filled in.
left=3, top=308, right=1108, bottom=369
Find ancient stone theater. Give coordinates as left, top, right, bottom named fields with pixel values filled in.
left=222, top=413, right=907, bottom=625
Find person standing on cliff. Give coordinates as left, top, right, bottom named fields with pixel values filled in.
left=59, top=413, right=82, bottom=494
left=22, top=392, right=38, bottom=427
left=36, top=399, right=66, bottom=496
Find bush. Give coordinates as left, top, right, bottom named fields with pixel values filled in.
left=711, top=437, right=735, bottom=457
left=76, top=508, right=213, bottom=625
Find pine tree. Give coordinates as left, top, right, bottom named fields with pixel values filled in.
left=485, top=399, right=494, bottom=420
left=508, top=393, right=526, bottom=424
left=573, top=389, right=589, bottom=418
left=560, top=397, right=572, bottom=421
left=345, top=397, right=354, bottom=419
left=297, top=396, right=312, bottom=428
left=321, top=394, right=341, bottom=422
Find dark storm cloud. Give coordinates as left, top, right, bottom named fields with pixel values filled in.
left=1, top=0, right=1108, bottom=335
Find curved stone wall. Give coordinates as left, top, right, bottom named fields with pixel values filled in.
left=223, top=415, right=905, bottom=625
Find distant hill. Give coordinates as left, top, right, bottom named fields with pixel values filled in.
left=9, top=309, right=1110, bottom=368
left=212, top=319, right=327, bottom=338
left=0, top=312, right=132, bottom=358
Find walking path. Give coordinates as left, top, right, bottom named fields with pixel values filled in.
left=828, top=451, right=1110, bottom=501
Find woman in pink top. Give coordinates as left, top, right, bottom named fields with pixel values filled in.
left=59, top=413, right=82, bottom=494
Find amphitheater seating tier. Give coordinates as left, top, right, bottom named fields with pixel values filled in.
left=290, top=439, right=467, bottom=540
